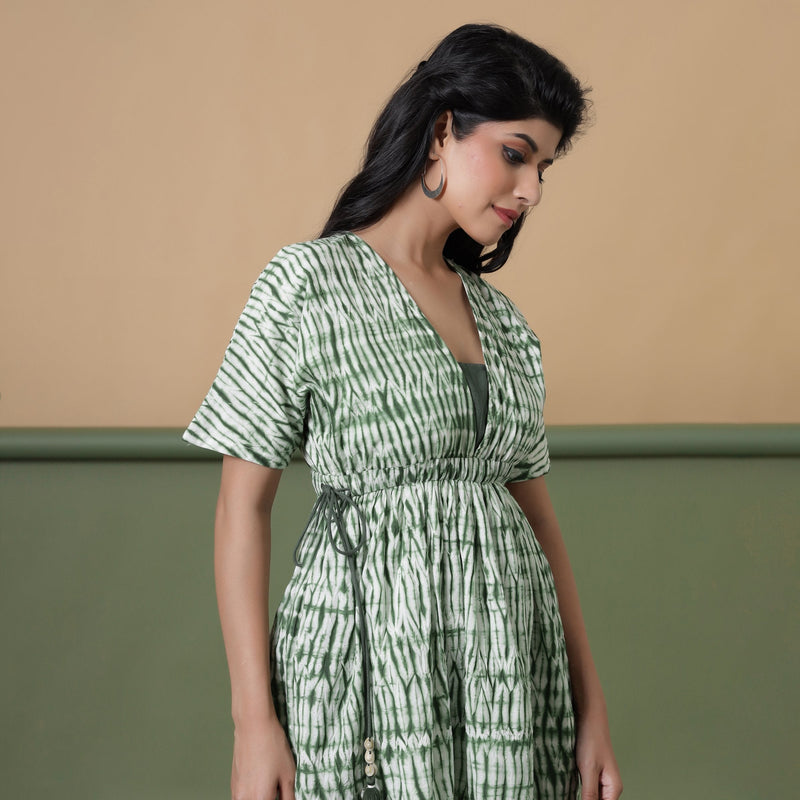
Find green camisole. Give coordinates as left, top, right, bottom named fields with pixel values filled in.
left=458, top=361, right=488, bottom=446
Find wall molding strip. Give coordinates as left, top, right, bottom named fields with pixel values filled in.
left=1, top=425, right=799, bottom=461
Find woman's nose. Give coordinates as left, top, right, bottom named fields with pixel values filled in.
left=516, top=171, right=543, bottom=207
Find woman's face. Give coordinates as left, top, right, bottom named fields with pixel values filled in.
left=433, top=115, right=563, bottom=246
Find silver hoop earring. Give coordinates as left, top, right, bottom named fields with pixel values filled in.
left=421, top=160, right=444, bottom=199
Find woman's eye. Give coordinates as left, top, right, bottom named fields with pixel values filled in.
left=538, top=171, right=546, bottom=185
left=503, top=146, right=525, bottom=165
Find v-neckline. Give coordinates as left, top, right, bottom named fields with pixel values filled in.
left=346, top=231, right=487, bottom=369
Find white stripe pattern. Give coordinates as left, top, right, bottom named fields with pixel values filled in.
left=184, top=232, right=577, bottom=798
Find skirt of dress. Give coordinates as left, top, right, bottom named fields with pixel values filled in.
left=269, top=466, right=578, bottom=800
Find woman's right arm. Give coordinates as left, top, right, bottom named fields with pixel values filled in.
left=215, top=454, right=297, bottom=800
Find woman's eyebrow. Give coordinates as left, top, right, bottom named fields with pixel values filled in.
left=511, top=133, right=554, bottom=165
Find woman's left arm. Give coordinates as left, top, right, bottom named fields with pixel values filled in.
left=507, top=476, right=623, bottom=800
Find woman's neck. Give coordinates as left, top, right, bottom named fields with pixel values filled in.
left=354, top=184, right=457, bottom=274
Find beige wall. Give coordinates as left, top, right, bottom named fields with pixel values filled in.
left=1, top=0, right=798, bottom=426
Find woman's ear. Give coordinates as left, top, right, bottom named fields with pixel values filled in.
left=429, top=110, right=453, bottom=158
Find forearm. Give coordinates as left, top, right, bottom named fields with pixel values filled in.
left=214, top=492, right=276, bottom=727
left=509, top=475, right=623, bottom=797
left=507, top=478, right=606, bottom=718
left=532, top=516, right=606, bottom=717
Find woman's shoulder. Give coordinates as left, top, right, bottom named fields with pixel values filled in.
left=249, top=232, right=360, bottom=300
left=270, top=231, right=366, bottom=268
left=265, top=232, right=370, bottom=286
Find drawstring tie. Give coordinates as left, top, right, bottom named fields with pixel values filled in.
left=293, top=484, right=382, bottom=800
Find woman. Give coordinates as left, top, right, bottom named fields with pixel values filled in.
left=184, top=23, right=622, bottom=800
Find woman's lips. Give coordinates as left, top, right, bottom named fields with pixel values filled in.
left=493, top=206, right=519, bottom=227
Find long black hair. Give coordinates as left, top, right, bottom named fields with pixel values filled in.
left=320, top=23, right=591, bottom=273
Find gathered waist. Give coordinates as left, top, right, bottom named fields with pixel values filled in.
left=310, top=457, right=513, bottom=496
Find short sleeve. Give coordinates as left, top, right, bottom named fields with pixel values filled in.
left=182, top=247, right=309, bottom=468
left=503, top=301, right=551, bottom=483
left=505, top=425, right=551, bottom=482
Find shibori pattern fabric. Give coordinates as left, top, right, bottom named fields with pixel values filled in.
left=183, top=232, right=578, bottom=799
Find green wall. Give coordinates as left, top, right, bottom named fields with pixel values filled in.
left=1, top=428, right=798, bottom=799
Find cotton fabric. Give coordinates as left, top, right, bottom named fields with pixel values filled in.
left=183, top=232, right=578, bottom=799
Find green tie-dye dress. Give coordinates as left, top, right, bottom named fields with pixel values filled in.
left=183, top=232, right=578, bottom=799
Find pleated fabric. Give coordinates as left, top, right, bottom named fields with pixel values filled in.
left=184, top=232, right=578, bottom=799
